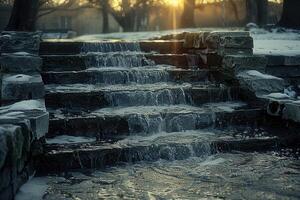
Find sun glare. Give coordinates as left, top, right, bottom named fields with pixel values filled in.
left=167, top=0, right=181, bottom=7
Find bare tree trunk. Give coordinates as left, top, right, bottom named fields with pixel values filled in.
left=278, top=0, right=300, bottom=29
left=6, top=0, right=39, bottom=31
left=256, top=0, right=268, bottom=26
left=228, top=0, right=239, bottom=21
left=101, top=0, right=109, bottom=33
left=246, top=0, right=257, bottom=23
left=180, top=0, right=195, bottom=28
left=245, top=0, right=268, bottom=26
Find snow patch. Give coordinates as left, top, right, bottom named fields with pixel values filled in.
left=4, top=74, right=34, bottom=82
left=15, top=177, right=49, bottom=200
left=12, top=52, right=32, bottom=56
left=264, top=93, right=290, bottom=99
left=46, top=135, right=96, bottom=144
left=7, top=100, right=45, bottom=111
left=245, top=70, right=281, bottom=80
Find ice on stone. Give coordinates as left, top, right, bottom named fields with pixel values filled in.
left=46, top=135, right=96, bottom=144
left=264, top=93, right=290, bottom=99
left=4, top=74, right=34, bottom=82
left=244, top=70, right=282, bottom=80
left=15, top=177, right=49, bottom=200
left=7, top=100, right=46, bottom=111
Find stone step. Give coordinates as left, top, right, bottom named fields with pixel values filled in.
left=45, top=83, right=242, bottom=109
left=42, top=67, right=217, bottom=85
left=39, top=40, right=185, bottom=55
left=47, top=103, right=263, bottom=139
left=36, top=130, right=280, bottom=173
left=41, top=54, right=203, bottom=72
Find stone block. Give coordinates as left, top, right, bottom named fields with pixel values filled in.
left=267, top=55, right=300, bottom=66
left=218, top=36, right=253, bottom=49
left=0, top=100, right=48, bottom=139
left=216, top=48, right=253, bottom=56
left=183, top=32, right=209, bottom=49
left=266, top=65, right=300, bottom=78
left=1, top=125, right=24, bottom=164
left=283, top=101, right=300, bottom=122
left=223, top=55, right=267, bottom=73
left=0, top=132, right=8, bottom=169
left=237, top=70, right=284, bottom=95
left=0, top=53, right=42, bottom=73
left=1, top=73, right=45, bottom=101
left=205, top=31, right=251, bottom=49
left=0, top=167, right=11, bottom=191
left=0, top=31, right=41, bottom=55
left=25, top=110, right=49, bottom=139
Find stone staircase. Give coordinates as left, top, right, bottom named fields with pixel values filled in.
left=36, top=39, right=289, bottom=174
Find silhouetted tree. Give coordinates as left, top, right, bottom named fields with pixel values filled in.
left=180, top=0, right=195, bottom=28
left=5, top=0, right=76, bottom=31
left=5, top=0, right=39, bottom=31
left=246, top=0, right=268, bottom=26
left=278, top=0, right=300, bottom=29
left=101, top=0, right=109, bottom=33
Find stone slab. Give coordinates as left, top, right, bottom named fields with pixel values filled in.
left=218, top=36, right=253, bottom=49
left=205, top=31, right=251, bottom=49
left=0, top=53, right=42, bottom=73
left=266, top=55, right=300, bottom=66
left=223, top=55, right=267, bottom=73
left=237, top=70, right=284, bottom=96
left=0, top=100, right=48, bottom=139
left=183, top=32, right=210, bottom=49
left=266, top=65, right=300, bottom=78
left=283, top=101, right=300, bottom=123
left=0, top=31, right=41, bottom=55
left=1, top=73, right=45, bottom=101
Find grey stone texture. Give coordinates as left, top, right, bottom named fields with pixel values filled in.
left=183, top=31, right=252, bottom=50
left=0, top=124, right=32, bottom=200
left=237, top=71, right=284, bottom=96
left=1, top=73, right=45, bottom=102
left=266, top=55, right=300, bottom=66
left=283, top=101, right=300, bottom=122
left=0, top=99, right=48, bottom=139
left=223, top=55, right=267, bottom=73
left=0, top=53, right=42, bottom=73
left=0, top=31, right=46, bottom=200
left=0, top=31, right=41, bottom=55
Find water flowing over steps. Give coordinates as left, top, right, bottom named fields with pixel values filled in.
left=41, top=53, right=202, bottom=71
left=40, top=40, right=185, bottom=55
left=38, top=131, right=282, bottom=173
left=47, top=104, right=262, bottom=139
left=41, top=67, right=219, bottom=85
left=37, top=40, right=292, bottom=173
left=45, top=83, right=242, bottom=109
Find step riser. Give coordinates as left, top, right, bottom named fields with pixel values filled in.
left=45, top=88, right=241, bottom=109
left=42, top=70, right=213, bottom=85
left=42, top=70, right=170, bottom=85
left=46, top=88, right=191, bottom=109
left=41, top=54, right=201, bottom=72
left=36, top=137, right=279, bottom=174
left=39, top=41, right=185, bottom=55
left=47, top=109, right=263, bottom=139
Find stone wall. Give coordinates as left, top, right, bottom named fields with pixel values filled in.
left=0, top=32, right=48, bottom=200
left=161, top=31, right=298, bottom=120
left=181, top=31, right=300, bottom=124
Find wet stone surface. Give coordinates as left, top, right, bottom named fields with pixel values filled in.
left=41, top=152, right=300, bottom=200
